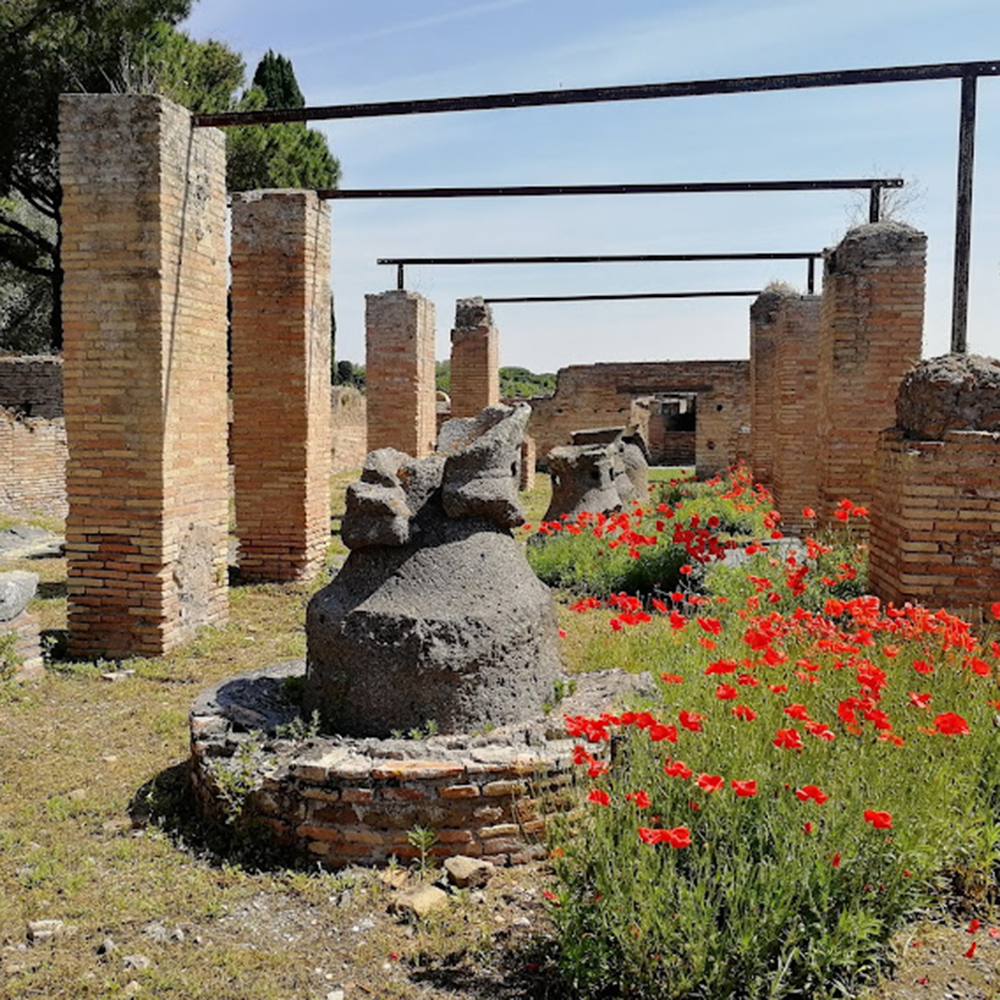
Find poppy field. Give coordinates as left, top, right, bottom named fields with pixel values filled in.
left=529, top=468, right=1000, bottom=998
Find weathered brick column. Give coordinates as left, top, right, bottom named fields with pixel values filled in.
left=230, top=191, right=332, bottom=581
left=60, top=94, right=229, bottom=658
left=816, top=222, right=926, bottom=525
left=365, top=291, right=436, bottom=457
left=450, top=297, right=499, bottom=418
left=749, top=290, right=781, bottom=489
left=869, top=354, right=1000, bottom=619
left=770, top=292, right=822, bottom=534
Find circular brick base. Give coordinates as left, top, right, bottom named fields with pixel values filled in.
left=189, top=661, right=648, bottom=867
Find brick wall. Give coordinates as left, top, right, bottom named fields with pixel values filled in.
left=0, top=409, right=67, bottom=518
left=230, top=190, right=332, bottom=582
left=331, top=386, right=367, bottom=472
left=869, top=428, right=1000, bottom=618
left=60, top=94, right=229, bottom=659
left=749, top=292, right=783, bottom=488
left=365, top=291, right=436, bottom=458
left=770, top=294, right=822, bottom=533
left=450, top=298, right=499, bottom=418
left=816, top=223, right=926, bottom=526
left=524, top=360, right=750, bottom=478
left=0, top=355, right=63, bottom=419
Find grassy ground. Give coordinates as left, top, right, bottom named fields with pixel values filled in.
left=1, top=467, right=995, bottom=999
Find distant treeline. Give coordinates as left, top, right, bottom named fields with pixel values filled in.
left=333, top=360, right=557, bottom=399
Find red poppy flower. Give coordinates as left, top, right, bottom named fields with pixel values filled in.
left=796, top=784, right=829, bottom=804
left=964, top=941, right=977, bottom=960
left=679, top=710, right=705, bottom=732
left=698, top=637, right=718, bottom=650
left=705, top=658, right=737, bottom=675
left=802, top=507, right=816, bottom=519
left=638, top=826, right=662, bottom=845
left=772, top=727, right=803, bottom=750
left=715, top=684, right=738, bottom=701
left=731, top=704, right=757, bottom=721
left=967, top=918, right=980, bottom=934
left=913, top=659, right=934, bottom=675
left=661, top=826, right=691, bottom=849
left=648, top=723, right=678, bottom=743
left=768, top=684, right=788, bottom=694
left=832, top=853, right=841, bottom=868
left=967, top=656, right=990, bottom=677
left=588, top=789, right=611, bottom=806
left=731, top=779, right=758, bottom=798
left=625, top=789, right=651, bottom=809
left=863, top=809, right=893, bottom=829
left=992, top=601, right=1000, bottom=620
left=679, top=564, right=693, bottom=576
left=803, top=821, right=813, bottom=835
left=933, top=711, right=970, bottom=735
left=661, top=672, right=684, bottom=684
left=784, top=703, right=811, bottom=722
left=696, top=773, right=724, bottom=793
left=908, top=691, right=932, bottom=709
left=663, top=759, right=693, bottom=779
left=697, top=616, right=722, bottom=635
left=834, top=509, right=849, bottom=522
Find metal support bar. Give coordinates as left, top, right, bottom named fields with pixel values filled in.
left=192, top=60, right=1000, bottom=127
left=320, top=178, right=901, bottom=200
left=869, top=186, right=881, bottom=223
left=807, top=257, right=816, bottom=294
left=484, top=290, right=761, bottom=304
left=952, top=74, right=977, bottom=354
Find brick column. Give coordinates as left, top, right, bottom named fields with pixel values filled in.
left=450, top=297, right=499, bottom=418
left=816, top=223, right=926, bottom=525
left=230, top=191, right=332, bottom=582
left=60, top=94, right=229, bottom=658
left=519, top=436, right=537, bottom=492
left=749, top=290, right=781, bottom=489
left=770, top=293, right=822, bottom=534
left=365, top=291, right=436, bottom=457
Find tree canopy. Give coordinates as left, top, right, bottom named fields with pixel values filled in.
left=0, top=1, right=339, bottom=351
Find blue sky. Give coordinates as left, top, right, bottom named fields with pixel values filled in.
left=181, top=0, right=1000, bottom=372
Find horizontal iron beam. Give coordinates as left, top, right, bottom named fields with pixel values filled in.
left=377, top=251, right=820, bottom=265
left=193, top=60, right=1000, bottom=127
left=483, top=290, right=762, bottom=303
left=321, top=178, right=901, bottom=200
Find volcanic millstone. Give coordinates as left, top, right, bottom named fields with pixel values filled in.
left=304, top=404, right=562, bottom=737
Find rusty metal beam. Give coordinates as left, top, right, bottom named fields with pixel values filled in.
left=483, top=290, right=761, bottom=303
left=193, top=60, right=1000, bottom=127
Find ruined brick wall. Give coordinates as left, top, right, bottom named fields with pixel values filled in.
left=331, top=386, right=367, bottom=472
left=60, top=94, right=229, bottom=658
left=231, top=190, right=332, bottom=582
left=869, top=429, right=1000, bottom=618
left=450, top=298, right=499, bottom=418
left=816, top=223, right=926, bottom=525
left=749, top=292, right=782, bottom=489
left=365, top=291, right=436, bottom=458
left=770, top=294, right=822, bottom=533
left=0, top=355, right=63, bottom=419
left=0, top=409, right=68, bottom=518
left=525, top=360, right=749, bottom=478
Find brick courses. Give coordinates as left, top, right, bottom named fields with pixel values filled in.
left=770, top=294, right=822, bottom=534
left=365, top=291, right=436, bottom=458
left=816, top=223, right=926, bottom=527
left=59, top=94, right=229, bottom=658
left=869, top=428, right=1000, bottom=618
left=525, top=360, right=750, bottom=477
left=230, top=191, right=332, bottom=582
left=449, top=298, right=499, bottom=418
left=0, top=408, right=67, bottom=518
left=0, top=355, right=63, bottom=419
left=749, top=291, right=782, bottom=489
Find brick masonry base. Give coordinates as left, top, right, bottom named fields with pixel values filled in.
left=188, top=662, right=648, bottom=868
left=870, top=428, right=1000, bottom=619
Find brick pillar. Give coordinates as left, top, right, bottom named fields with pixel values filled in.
left=519, top=436, right=537, bottom=492
left=60, top=94, right=229, bottom=658
left=230, top=191, right=332, bottom=582
left=770, top=293, right=822, bottom=534
left=450, top=297, right=499, bottom=418
left=749, top=290, right=781, bottom=489
left=816, top=223, right=926, bottom=525
left=365, top=291, right=436, bottom=457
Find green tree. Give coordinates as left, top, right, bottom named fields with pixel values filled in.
left=252, top=49, right=304, bottom=109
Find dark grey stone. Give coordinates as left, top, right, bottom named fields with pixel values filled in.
left=440, top=404, right=528, bottom=528
left=454, top=296, right=493, bottom=329
left=342, top=480, right=412, bottom=549
left=0, top=570, right=38, bottom=622
left=896, top=353, right=1000, bottom=440
left=543, top=444, right=621, bottom=523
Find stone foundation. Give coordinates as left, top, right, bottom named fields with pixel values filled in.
left=1, top=609, right=44, bottom=682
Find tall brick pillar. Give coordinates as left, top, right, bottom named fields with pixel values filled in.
left=749, top=290, right=781, bottom=489
left=230, top=191, right=332, bottom=582
left=450, top=297, right=499, bottom=418
left=365, top=291, right=436, bottom=457
left=60, top=94, right=229, bottom=658
left=770, top=292, right=822, bottom=534
left=816, top=222, right=926, bottom=525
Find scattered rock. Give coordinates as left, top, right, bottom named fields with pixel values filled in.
left=391, top=884, right=449, bottom=920
left=26, top=919, right=64, bottom=944
left=378, top=868, right=409, bottom=890
left=122, top=954, right=151, bottom=971
left=100, top=669, right=135, bottom=683
left=97, top=936, right=116, bottom=956
left=349, top=917, right=375, bottom=934
left=122, top=980, right=142, bottom=998
left=141, top=921, right=169, bottom=944
left=326, top=990, right=345, bottom=1000
left=0, top=571, right=38, bottom=623
left=512, top=916, right=532, bottom=928
left=443, top=855, right=495, bottom=889
left=67, top=788, right=86, bottom=802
